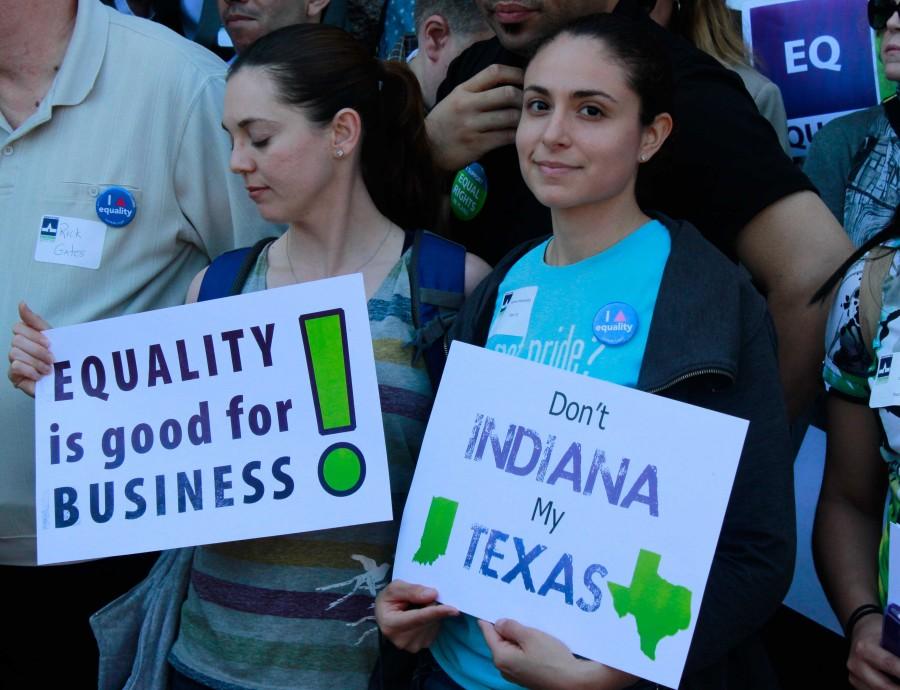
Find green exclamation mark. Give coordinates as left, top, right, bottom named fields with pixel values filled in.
left=300, top=309, right=365, bottom=497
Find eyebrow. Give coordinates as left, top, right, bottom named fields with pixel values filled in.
left=525, top=85, right=618, bottom=102
left=220, top=117, right=275, bottom=131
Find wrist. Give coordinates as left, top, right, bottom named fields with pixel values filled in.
left=844, top=603, right=882, bottom=640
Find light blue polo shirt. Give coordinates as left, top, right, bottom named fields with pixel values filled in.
left=430, top=219, right=670, bottom=689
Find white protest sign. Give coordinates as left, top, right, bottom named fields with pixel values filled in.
left=394, top=343, right=748, bottom=688
left=35, top=274, right=391, bottom=565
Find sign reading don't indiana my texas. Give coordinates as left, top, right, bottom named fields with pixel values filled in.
left=393, top=343, right=748, bottom=688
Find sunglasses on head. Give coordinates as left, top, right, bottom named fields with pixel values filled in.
left=869, top=0, right=900, bottom=30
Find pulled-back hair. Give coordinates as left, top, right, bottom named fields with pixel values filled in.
left=230, top=24, right=439, bottom=230
left=530, top=13, right=673, bottom=126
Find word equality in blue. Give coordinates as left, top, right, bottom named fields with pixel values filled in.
left=53, top=323, right=276, bottom=402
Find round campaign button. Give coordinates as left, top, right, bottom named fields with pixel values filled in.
left=451, top=162, right=488, bottom=221
left=593, top=302, right=639, bottom=346
left=96, top=186, right=137, bottom=227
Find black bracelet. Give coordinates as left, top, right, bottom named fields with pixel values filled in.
left=844, top=603, right=882, bottom=639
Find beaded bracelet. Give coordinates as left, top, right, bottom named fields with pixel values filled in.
left=844, top=603, right=882, bottom=639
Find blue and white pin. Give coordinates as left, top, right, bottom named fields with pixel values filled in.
left=593, top=302, right=639, bottom=346
left=96, top=186, right=137, bottom=227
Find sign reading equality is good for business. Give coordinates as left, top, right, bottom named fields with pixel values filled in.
left=34, top=274, right=391, bottom=565
left=394, top=344, right=748, bottom=688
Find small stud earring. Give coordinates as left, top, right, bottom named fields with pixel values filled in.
left=335, top=149, right=345, bottom=159
left=639, top=154, right=648, bottom=162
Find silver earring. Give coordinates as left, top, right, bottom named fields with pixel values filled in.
left=335, top=148, right=345, bottom=159
left=640, top=154, right=648, bottom=162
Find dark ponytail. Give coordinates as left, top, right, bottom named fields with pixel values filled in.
left=811, top=203, right=900, bottom=304
left=363, top=59, right=440, bottom=230
left=231, top=24, right=439, bottom=230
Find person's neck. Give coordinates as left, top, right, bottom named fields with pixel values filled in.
left=285, top=173, right=398, bottom=280
left=0, top=0, right=77, bottom=128
left=548, top=195, right=649, bottom=266
left=407, top=52, right=427, bottom=104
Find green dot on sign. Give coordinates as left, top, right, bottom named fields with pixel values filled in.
left=321, top=445, right=363, bottom=494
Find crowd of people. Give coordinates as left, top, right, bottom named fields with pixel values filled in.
left=1, top=0, right=898, bottom=688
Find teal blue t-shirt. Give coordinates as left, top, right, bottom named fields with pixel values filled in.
left=430, top=219, right=670, bottom=689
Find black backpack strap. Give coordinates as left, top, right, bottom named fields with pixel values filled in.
left=408, top=230, right=467, bottom=388
left=198, top=238, right=274, bottom=302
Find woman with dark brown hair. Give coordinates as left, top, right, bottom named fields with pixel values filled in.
left=9, top=22, right=488, bottom=690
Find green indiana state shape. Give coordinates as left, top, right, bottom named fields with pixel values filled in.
left=607, top=549, right=692, bottom=660
left=412, top=496, right=460, bottom=566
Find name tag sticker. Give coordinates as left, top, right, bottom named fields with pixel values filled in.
left=488, top=286, right=538, bottom=339
left=870, top=354, right=900, bottom=408
left=34, top=215, right=106, bottom=270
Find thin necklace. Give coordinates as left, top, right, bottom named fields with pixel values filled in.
left=285, top=218, right=394, bottom=283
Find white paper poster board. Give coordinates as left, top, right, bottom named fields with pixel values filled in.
left=34, top=274, right=391, bottom=564
left=394, top=343, right=748, bottom=688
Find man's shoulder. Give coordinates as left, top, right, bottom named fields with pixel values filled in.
left=816, top=104, right=886, bottom=143
left=105, top=7, right=226, bottom=80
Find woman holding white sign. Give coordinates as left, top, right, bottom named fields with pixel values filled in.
left=376, top=13, right=795, bottom=690
left=9, top=23, right=489, bottom=690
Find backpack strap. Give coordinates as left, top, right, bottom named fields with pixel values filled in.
left=860, top=245, right=896, bottom=363
left=408, top=230, right=466, bottom=388
left=198, top=238, right=274, bottom=302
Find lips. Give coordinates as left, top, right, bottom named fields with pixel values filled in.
left=224, top=13, right=256, bottom=25
left=534, top=160, right=579, bottom=177
left=246, top=185, right=269, bottom=201
left=535, top=160, right=577, bottom=170
left=493, top=2, right=537, bottom=23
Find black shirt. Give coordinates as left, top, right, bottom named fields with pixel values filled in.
left=434, top=5, right=815, bottom=266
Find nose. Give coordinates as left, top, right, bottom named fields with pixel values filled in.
left=229, top=141, right=255, bottom=175
left=540, top=108, right=570, bottom=148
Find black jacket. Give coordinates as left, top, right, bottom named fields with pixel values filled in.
left=449, top=216, right=796, bottom=690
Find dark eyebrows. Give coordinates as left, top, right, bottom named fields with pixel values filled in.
left=221, top=117, right=275, bottom=131
left=573, top=89, right=617, bottom=102
left=524, top=84, right=617, bottom=103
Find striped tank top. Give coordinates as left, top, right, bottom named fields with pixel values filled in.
left=170, top=242, right=433, bottom=689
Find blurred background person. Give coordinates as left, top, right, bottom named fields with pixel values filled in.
left=0, top=0, right=275, bottom=683
left=404, top=0, right=493, bottom=110
left=649, top=0, right=790, bottom=153
left=804, top=0, right=900, bottom=247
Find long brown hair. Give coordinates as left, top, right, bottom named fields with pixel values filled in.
left=231, top=24, right=440, bottom=230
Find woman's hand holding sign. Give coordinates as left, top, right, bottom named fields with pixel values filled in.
left=8, top=302, right=52, bottom=398
left=374, top=580, right=459, bottom=653
left=478, top=618, right=637, bottom=690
